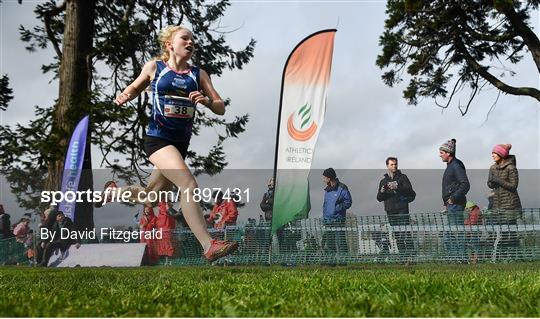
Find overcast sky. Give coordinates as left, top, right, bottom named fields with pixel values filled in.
left=1, top=1, right=539, bottom=225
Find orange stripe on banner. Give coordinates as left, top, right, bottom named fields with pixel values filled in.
left=284, top=31, right=335, bottom=86
left=287, top=113, right=318, bottom=141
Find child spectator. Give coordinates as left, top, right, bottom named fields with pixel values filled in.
left=464, top=201, right=483, bottom=264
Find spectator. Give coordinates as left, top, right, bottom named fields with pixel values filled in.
left=13, top=217, right=32, bottom=266
left=259, top=177, right=281, bottom=254
left=260, top=177, right=274, bottom=223
left=0, top=204, right=13, bottom=239
left=488, top=143, right=522, bottom=259
left=488, top=144, right=522, bottom=216
left=38, top=211, right=81, bottom=267
left=206, top=191, right=238, bottom=230
left=376, top=157, right=416, bottom=259
left=464, top=201, right=483, bottom=264
left=439, top=139, right=470, bottom=262
left=321, top=168, right=352, bottom=255
left=13, top=218, right=30, bottom=244
left=156, top=202, right=176, bottom=265
left=139, top=206, right=158, bottom=265
left=35, top=207, right=58, bottom=265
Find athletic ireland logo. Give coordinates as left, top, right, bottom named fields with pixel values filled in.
left=287, top=103, right=318, bottom=141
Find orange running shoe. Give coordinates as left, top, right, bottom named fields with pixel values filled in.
left=94, top=180, right=118, bottom=208
left=203, top=239, right=239, bottom=262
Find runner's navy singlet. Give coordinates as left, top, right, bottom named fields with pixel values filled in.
left=146, top=60, right=200, bottom=143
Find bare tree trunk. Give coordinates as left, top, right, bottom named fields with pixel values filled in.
left=45, top=0, right=96, bottom=229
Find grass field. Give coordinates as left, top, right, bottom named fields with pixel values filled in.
left=1, top=263, right=540, bottom=317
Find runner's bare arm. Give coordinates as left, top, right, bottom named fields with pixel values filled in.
left=114, top=61, right=157, bottom=106
left=188, top=69, right=225, bottom=115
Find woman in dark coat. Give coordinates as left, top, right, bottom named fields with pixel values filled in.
left=487, top=143, right=522, bottom=258
left=488, top=144, right=522, bottom=215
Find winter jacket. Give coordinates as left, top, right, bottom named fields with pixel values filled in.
left=323, top=179, right=352, bottom=220
left=207, top=200, right=238, bottom=229
left=139, top=208, right=157, bottom=232
left=156, top=202, right=175, bottom=257
left=260, top=188, right=274, bottom=222
left=51, top=217, right=80, bottom=245
left=464, top=206, right=482, bottom=225
left=442, top=157, right=470, bottom=206
left=13, top=222, right=30, bottom=243
left=376, top=170, right=416, bottom=213
left=156, top=202, right=176, bottom=232
left=488, top=155, right=522, bottom=211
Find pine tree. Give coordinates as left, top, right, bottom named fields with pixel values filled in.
left=377, top=0, right=539, bottom=114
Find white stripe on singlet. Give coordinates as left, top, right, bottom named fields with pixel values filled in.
left=187, top=69, right=199, bottom=91
left=152, top=64, right=171, bottom=119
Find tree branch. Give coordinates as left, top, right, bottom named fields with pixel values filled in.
left=496, top=2, right=540, bottom=73
left=463, top=23, right=517, bottom=43
left=455, top=38, right=540, bottom=101
left=43, top=0, right=66, bottom=59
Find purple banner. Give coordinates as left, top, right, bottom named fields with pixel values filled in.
left=58, top=115, right=89, bottom=219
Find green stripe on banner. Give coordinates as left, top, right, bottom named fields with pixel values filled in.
left=271, top=179, right=311, bottom=234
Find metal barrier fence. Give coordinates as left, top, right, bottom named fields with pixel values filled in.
left=1, top=209, right=539, bottom=266
left=148, top=209, right=540, bottom=265
left=0, top=236, right=28, bottom=265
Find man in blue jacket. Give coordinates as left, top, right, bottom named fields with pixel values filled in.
left=322, top=168, right=352, bottom=255
left=439, top=139, right=470, bottom=262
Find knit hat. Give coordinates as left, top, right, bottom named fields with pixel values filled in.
left=322, top=168, right=337, bottom=180
left=492, top=144, right=512, bottom=158
left=439, top=139, right=456, bottom=154
left=465, top=201, right=476, bottom=210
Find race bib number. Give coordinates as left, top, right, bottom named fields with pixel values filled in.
left=163, top=95, right=195, bottom=118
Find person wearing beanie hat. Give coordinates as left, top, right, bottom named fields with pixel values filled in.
left=488, top=144, right=521, bottom=212
left=439, top=138, right=470, bottom=262
left=492, top=144, right=511, bottom=159
left=487, top=144, right=522, bottom=259
left=439, top=138, right=456, bottom=155
left=464, top=201, right=482, bottom=225
left=321, top=168, right=352, bottom=255
left=463, top=201, right=482, bottom=264
left=439, top=138, right=470, bottom=209
left=488, top=144, right=521, bottom=215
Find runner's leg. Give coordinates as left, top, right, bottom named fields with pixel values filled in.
left=149, top=145, right=212, bottom=250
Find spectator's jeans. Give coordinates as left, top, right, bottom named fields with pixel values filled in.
left=444, top=204, right=465, bottom=261
left=387, top=210, right=415, bottom=258
left=322, top=218, right=348, bottom=255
